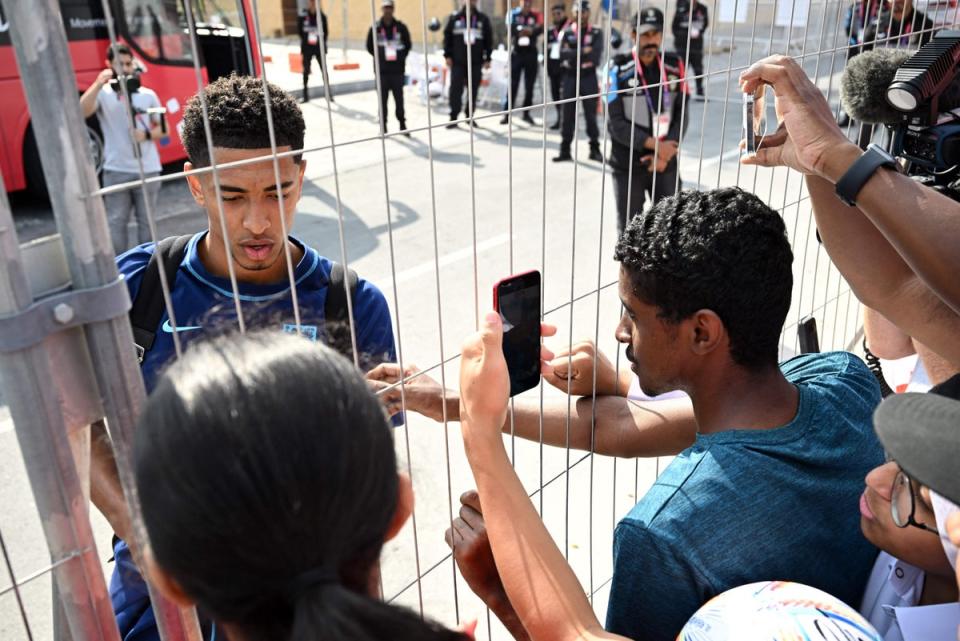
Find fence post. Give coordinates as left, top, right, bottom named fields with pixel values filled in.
left=0, top=1, right=202, bottom=640
left=0, top=178, right=116, bottom=640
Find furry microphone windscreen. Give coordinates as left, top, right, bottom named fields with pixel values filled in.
left=840, top=48, right=912, bottom=124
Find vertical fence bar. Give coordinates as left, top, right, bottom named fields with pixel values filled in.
left=0, top=2, right=201, bottom=640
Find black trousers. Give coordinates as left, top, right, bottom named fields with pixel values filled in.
left=676, top=47, right=704, bottom=94
left=548, top=69, right=563, bottom=121
left=378, top=73, right=405, bottom=130
left=302, top=46, right=330, bottom=89
left=613, top=162, right=680, bottom=234
left=505, top=52, right=538, bottom=109
left=560, top=84, right=599, bottom=151
left=449, top=63, right=483, bottom=119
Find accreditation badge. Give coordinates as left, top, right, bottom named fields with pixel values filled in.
left=653, top=113, right=671, bottom=138
left=307, top=27, right=318, bottom=46
left=550, top=41, right=561, bottom=59
left=385, top=42, right=398, bottom=61
left=518, top=36, right=531, bottom=47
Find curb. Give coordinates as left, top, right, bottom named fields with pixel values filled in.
left=287, top=79, right=377, bottom=101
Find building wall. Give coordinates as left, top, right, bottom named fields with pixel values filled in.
left=256, top=1, right=558, bottom=46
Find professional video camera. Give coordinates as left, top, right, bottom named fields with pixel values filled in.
left=841, top=30, right=960, bottom=198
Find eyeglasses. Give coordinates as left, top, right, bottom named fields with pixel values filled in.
left=891, top=470, right=939, bottom=534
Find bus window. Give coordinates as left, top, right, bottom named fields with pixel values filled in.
left=190, top=0, right=253, bottom=80
left=122, top=0, right=192, bottom=63
left=193, top=0, right=244, bottom=28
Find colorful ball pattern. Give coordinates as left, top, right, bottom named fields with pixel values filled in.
left=677, top=581, right=882, bottom=641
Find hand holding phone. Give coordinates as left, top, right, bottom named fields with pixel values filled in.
left=493, top=271, right=542, bottom=397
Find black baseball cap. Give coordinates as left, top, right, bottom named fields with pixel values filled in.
left=873, top=373, right=960, bottom=505
left=634, top=7, right=664, bottom=34
left=572, top=1, right=591, bottom=13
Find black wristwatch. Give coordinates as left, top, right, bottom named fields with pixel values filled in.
left=835, top=143, right=897, bottom=207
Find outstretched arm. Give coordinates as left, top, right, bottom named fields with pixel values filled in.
left=458, top=312, right=631, bottom=641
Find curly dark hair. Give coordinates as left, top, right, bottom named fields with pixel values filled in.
left=181, top=75, right=305, bottom=167
left=614, top=187, right=793, bottom=369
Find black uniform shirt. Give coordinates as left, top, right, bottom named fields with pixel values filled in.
left=672, top=0, right=709, bottom=50
left=558, top=23, right=604, bottom=88
left=366, top=18, right=413, bottom=75
left=509, top=8, right=543, bottom=54
left=298, top=10, right=329, bottom=52
left=442, top=8, right=494, bottom=66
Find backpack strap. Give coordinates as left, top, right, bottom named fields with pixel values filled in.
left=129, top=235, right=193, bottom=363
left=325, top=261, right=360, bottom=363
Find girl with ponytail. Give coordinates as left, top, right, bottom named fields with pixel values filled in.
left=133, top=332, right=471, bottom=641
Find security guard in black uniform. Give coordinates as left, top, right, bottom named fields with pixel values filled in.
left=443, top=0, right=493, bottom=128
left=545, top=3, right=570, bottom=129
left=607, top=8, right=689, bottom=233
left=500, top=0, right=543, bottom=125
left=671, top=0, right=709, bottom=98
left=554, top=1, right=603, bottom=162
left=366, top=0, right=412, bottom=134
left=297, top=0, right=331, bottom=103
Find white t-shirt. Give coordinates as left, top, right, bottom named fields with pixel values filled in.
left=860, top=552, right=924, bottom=641
left=96, top=83, right=162, bottom=174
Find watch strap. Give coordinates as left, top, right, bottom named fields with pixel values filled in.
left=835, top=143, right=896, bottom=207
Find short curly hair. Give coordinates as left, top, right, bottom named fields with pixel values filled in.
left=614, top=187, right=793, bottom=369
left=181, top=75, right=305, bottom=167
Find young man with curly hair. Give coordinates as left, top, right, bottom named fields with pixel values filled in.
left=373, top=187, right=885, bottom=640
left=96, top=75, right=397, bottom=641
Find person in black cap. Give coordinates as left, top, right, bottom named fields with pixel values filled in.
left=606, top=7, right=688, bottom=233
left=545, top=3, right=570, bottom=129
left=857, top=375, right=960, bottom=636
left=874, top=376, right=960, bottom=511
left=443, top=0, right=493, bottom=129
left=553, top=0, right=604, bottom=162
left=297, top=0, right=331, bottom=104
left=366, top=0, right=412, bottom=135
left=501, top=0, right=543, bottom=125
left=671, top=0, right=708, bottom=99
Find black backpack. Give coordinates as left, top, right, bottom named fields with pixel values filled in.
left=128, top=235, right=359, bottom=364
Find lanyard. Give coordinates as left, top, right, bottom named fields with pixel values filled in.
left=461, top=13, right=478, bottom=30
left=632, top=51, right=671, bottom=117
left=379, top=22, right=397, bottom=42
left=551, top=20, right=569, bottom=41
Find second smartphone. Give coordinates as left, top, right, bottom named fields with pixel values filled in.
left=493, top=270, right=542, bottom=397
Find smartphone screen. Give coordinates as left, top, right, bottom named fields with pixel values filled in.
left=743, top=93, right=756, bottom=154
left=494, top=270, right=542, bottom=397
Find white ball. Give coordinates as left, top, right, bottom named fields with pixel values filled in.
left=677, top=581, right=881, bottom=641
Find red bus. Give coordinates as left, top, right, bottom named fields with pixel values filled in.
left=0, top=0, right=261, bottom=195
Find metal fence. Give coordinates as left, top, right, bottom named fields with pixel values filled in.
left=1, top=0, right=955, bottom=639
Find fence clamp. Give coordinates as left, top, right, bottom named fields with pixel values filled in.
left=0, top=278, right=130, bottom=353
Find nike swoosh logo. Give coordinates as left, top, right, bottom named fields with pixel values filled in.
left=161, top=320, right=202, bottom=333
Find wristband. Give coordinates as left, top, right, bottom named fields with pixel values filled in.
left=834, top=143, right=897, bottom=207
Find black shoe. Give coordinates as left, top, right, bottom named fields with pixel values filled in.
left=522, top=112, right=536, bottom=125
left=399, top=121, right=411, bottom=137
left=469, top=118, right=480, bottom=128
left=446, top=117, right=459, bottom=129
left=549, top=120, right=561, bottom=130
left=500, top=114, right=510, bottom=125
left=552, top=150, right=572, bottom=162
left=588, top=147, right=603, bottom=162
left=301, top=89, right=310, bottom=103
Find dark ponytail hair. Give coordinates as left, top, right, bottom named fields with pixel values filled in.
left=134, top=333, right=469, bottom=641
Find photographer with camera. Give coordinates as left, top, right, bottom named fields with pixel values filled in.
left=740, top=54, right=960, bottom=370
left=80, top=43, right=165, bottom=254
